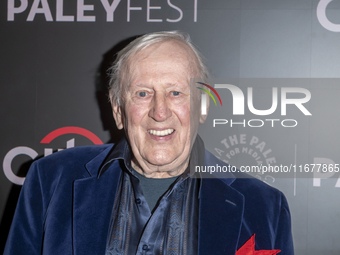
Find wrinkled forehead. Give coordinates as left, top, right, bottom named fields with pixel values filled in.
left=127, top=40, right=199, bottom=79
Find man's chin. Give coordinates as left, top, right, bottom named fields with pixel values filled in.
left=146, top=157, right=176, bottom=168
left=146, top=154, right=189, bottom=169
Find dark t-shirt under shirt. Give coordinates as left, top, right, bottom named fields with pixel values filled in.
left=132, top=168, right=179, bottom=212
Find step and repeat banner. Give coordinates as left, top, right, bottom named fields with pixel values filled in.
left=1, top=0, right=340, bottom=254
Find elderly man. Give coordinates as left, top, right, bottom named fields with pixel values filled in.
left=4, top=31, right=293, bottom=255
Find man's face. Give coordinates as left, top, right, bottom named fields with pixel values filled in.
left=113, top=40, right=204, bottom=178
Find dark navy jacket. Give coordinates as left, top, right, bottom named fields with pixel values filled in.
left=4, top=144, right=294, bottom=255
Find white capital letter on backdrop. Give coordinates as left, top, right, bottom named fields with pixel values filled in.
left=101, top=0, right=121, bottom=22
left=248, top=87, right=278, bottom=115
left=56, top=0, right=74, bottom=21
left=27, top=0, right=53, bottom=21
left=127, top=0, right=142, bottom=22
left=317, top=0, right=340, bottom=32
left=281, top=87, right=312, bottom=116
left=77, top=0, right=95, bottom=22
left=213, top=119, right=228, bottom=127
left=166, top=0, right=182, bottom=22
left=3, top=146, right=38, bottom=185
left=313, top=157, right=340, bottom=187
left=147, top=0, right=162, bottom=22
left=215, top=84, right=245, bottom=115
left=201, top=93, right=207, bottom=115
left=8, top=0, right=28, bottom=21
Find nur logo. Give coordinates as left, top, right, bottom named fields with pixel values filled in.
left=196, top=82, right=223, bottom=115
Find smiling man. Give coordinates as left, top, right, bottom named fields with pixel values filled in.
left=4, top=31, right=294, bottom=255
left=111, top=37, right=203, bottom=178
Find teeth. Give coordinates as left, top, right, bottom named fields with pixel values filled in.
left=148, top=129, right=174, bottom=136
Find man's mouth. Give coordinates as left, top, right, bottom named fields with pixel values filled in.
left=148, top=129, right=175, bottom=137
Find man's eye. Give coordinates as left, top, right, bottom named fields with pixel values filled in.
left=172, top=91, right=180, bottom=96
left=138, top=91, right=147, bottom=97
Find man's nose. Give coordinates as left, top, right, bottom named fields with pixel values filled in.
left=148, top=93, right=172, bottom=122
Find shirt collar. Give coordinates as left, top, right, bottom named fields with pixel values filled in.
left=97, top=137, right=132, bottom=178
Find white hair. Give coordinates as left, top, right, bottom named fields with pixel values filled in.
left=108, top=30, right=209, bottom=106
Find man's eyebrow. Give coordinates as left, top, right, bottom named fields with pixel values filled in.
left=130, top=81, right=189, bottom=90
left=166, top=82, right=189, bottom=88
left=165, top=83, right=178, bottom=88
left=132, top=84, right=153, bottom=88
left=133, top=83, right=180, bottom=88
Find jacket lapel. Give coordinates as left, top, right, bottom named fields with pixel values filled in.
left=198, top=150, right=245, bottom=254
left=198, top=178, right=245, bottom=254
left=72, top=147, right=122, bottom=255
left=72, top=144, right=245, bottom=254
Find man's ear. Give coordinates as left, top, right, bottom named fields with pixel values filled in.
left=112, top=103, right=124, bottom=130
left=200, top=94, right=210, bottom=124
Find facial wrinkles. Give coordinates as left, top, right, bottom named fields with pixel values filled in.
left=124, top=40, right=199, bottom=99
left=122, top=41, right=199, bottom=178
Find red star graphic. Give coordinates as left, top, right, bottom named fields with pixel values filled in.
left=236, top=234, right=281, bottom=255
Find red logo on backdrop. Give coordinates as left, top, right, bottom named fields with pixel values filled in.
left=3, top=127, right=103, bottom=185
left=40, top=127, right=103, bottom=145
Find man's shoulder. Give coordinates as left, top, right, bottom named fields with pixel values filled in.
left=204, top=150, right=290, bottom=234
left=37, top=144, right=113, bottom=165
left=231, top=172, right=285, bottom=203
left=28, top=144, right=114, bottom=181
left=204, top=149, right=286, bottom=203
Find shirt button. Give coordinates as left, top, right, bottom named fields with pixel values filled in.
left=142, top=244, right=149, bottom=251
left=135, top=198, right=141, bottom=204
